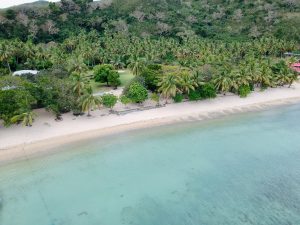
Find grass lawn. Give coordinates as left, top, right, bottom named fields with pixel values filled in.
left=88, top=70, right=134, bottom=93
left=119, top=70, right=135, bottom=87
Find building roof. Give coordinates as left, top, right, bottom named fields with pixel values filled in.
left=284, top=52, right=300, bottom=57
left=291, top=63, right=300, bottom=73
left=12, top=70, right=39, bottom=76
left=1, top=86, right=17, bottom=91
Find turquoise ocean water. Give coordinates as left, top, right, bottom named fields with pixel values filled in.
left=0, top=104, right=300, bottom=225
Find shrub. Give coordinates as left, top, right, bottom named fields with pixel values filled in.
left=140, top=64, right=162, bottom=92
left=199, top=83, right=217, bottom=99
left=150, top=93, right=160, bottom=105
left=0, top=89, right=35, bottom=126
left=38, top=65, right=68, bottom=79
left=173, top=93, right=183, bottom=103
left=188, top=90, right=201, bottom=101
left=249, top=83, right=254, bottom=91
left=238, top=85, right=251, bottom=98
left=120, top=95, right=131, bottom=106
left=36, top=75, right=76, bottom=114
left=101, top=94, right=118, bottom=109
left=122, top=76, right=145, bottom=95
left=94, top=64, right=121, bottom=88
left=147, top=64, right=162, bottom=70
left=126, top=82, right=148, bottom=103
left=94, top=64, right=114, bottom=84
left=107, top=71, right=121, bottom=88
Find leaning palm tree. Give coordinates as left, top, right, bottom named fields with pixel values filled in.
left=11, top=111, right=37, bottom=127
left=286, top=56, right=298, bottom=67
left=158, top=73, right=181, bottom=102
left=287, top=73, right=298, bottom=88
left=276, top=66, right=298, bottom=87
left=80, top=86, right=101, bottom=116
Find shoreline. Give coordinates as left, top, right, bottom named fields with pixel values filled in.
left=1, top=84, right=300, bottom=165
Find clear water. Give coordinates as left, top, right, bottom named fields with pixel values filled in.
left=1, top=104, right=300, bottom=225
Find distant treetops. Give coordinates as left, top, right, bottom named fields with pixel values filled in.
left=0, top=0, right=299, bottom=42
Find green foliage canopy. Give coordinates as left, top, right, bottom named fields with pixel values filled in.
left=126, top=82, right=148, bottom=103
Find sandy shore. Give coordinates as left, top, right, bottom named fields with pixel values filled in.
left=1, top=83, right=300, bottom=164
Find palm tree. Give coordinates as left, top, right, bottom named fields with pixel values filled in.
left=213, top=66, right=234, bottom=95
left=245, top=59, right=260, bottom=87
left=234, top=65, right=252, bottom=88
left=0, top=42, right=12, bottom=74
left=275, top=66, right=298, bottom=87
left=179, top=72, right=197, bottom=94
left=67, top=56, right=88, bottom=74
left=158, top=73, right=181, bottom=102
left=80, top=86, right=101, bottom=116
left=128, top=56, right=146, bottom=76
left=286, top=56, right=298, bottom=66
left=259, top=62, right=274, bottom=88
left=72, top=72, right=87, bottom=97
left=11, top=111, right=37, bottom=127
left=287, top=73, right=298, bottom=88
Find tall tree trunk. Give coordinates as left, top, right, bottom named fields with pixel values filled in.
left=7, top=62, right=11, bottom=74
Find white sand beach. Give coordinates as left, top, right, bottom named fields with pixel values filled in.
left=1, top=83, right=300, bottom=163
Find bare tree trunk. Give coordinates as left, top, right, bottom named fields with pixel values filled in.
left=7, top=62, right=11, bottom=74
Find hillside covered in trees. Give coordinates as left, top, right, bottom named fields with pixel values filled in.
left=0, top=0, right=299, bottom=42
left=0, top=0, right=299, bottom=127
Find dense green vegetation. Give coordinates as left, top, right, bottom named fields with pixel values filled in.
left=0, top=0, right=299, bottom=42
left=0, top=0, right=299, bottom=127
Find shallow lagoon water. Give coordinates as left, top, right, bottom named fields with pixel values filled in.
left=0, top=104, right=300, bottom=225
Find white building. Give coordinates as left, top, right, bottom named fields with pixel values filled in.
left=12, top=70, right=39, bottom=76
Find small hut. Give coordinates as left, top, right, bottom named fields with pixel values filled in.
left=284, top=52, right=300, bottom=57
left=12, top=70, right=39, bottom=76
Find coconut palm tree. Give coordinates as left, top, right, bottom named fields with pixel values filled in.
left=72, top=72, right=87, bottom=97
left=179, top=72, right=197, bottom=94
left=286, top=56, right=298, bottom=66
left=245, top=59, right=260, bottom=87
left=80, top=86, right=101, bottom=116
left=0, top=42, right=12, bottom=74
left=128, top=56, right=146, bottom=76
left=275, top=66, right=298, bottom=87
left=259, top=62, right=274, bottom=88
left=11, top=111, right=37, bottom=127
left=234, top=65, right=252, bottom=88
left=287, top=73, right=298, bottom=88
left=158, top=73, right=181, bottom=102
left=67, top=56, right=88, bottom=74
left=213, top=65, right=234, bottom=94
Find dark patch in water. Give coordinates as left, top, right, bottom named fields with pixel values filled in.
left=77, top=211, right=88, bottom=216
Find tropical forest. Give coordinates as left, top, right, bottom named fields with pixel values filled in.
left=0, top=0, right=299, bottom=126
